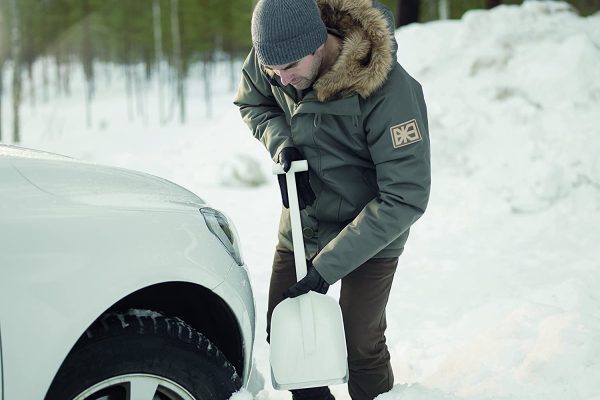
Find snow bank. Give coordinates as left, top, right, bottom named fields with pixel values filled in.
left=397, top=1, right=600, bottom=214
left=384, top=2, right=600, bottom=399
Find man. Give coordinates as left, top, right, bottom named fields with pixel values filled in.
left=234, top=0, right=431, bottom=399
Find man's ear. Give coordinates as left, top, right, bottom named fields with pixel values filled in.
left=312, top=43, right=325, bottom=56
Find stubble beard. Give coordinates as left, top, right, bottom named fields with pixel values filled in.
left=292, top=78, right=313, bottom=90
left=292, top=52, right=322, bottom=90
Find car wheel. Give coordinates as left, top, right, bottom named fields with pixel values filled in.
left=46, top=309, right=242, bottom=400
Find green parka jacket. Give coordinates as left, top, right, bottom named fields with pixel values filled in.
left=234, top=0, right=431, bottom=284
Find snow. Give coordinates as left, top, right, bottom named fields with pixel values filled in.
left=0, top=144, right=75, bottom=161
left=124, top=309, right=165, bottom=319
left=231, top=389, right=256, bottom=400
left=2, top=2, right=600, bottom=399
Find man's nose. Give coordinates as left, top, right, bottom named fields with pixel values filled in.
left=279, top=70, right=293, bottom=86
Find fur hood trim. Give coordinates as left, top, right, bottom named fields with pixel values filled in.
left=314, top=0, right=394, bottom=102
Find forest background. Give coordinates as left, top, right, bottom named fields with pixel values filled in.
left=0, top=0, right=598, bottom=143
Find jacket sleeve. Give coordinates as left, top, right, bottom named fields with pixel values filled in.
left=312, top=67, right=431, bottom=284
left=233, top=48, right=293, bottom=162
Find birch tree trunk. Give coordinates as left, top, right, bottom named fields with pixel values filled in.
left=153, top=0, right=164, bottom=124
left=126, top=64, right=133, bottom=122
left=0, top=9, right=4, bottom=141
left=439, top=0, right=450, bottom=20
left=0, top=59, right=4, bottom=141
left=10, top=0, right=22, bottom=143
left=82, top=0, right=95, bottom=128
left=134, top=65, right=146, bottom=122
left=426, top=0, right=436, bottom=21
left=27, top=62, right=35, bottom=109
left=62, top=63, right=71, bottom=96
left=54, top=54, right=61, bottom=96
left=42, top=57, right=49, bottom=103
left=396, top=0, right=420, bottom=27
left=203, top=58, right=212, bottom=119
left=170, top=0, right=185, bottom=124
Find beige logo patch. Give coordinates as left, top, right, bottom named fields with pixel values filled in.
left=390, top=119, right=422, bottom=148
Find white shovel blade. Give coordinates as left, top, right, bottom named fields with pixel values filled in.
left=270, top=291, right=349, bottom=390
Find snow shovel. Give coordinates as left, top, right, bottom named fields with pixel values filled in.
left=270, top=160, right=348, bottom=390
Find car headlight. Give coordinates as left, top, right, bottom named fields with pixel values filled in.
left=200, top=207, right=244, bottom=266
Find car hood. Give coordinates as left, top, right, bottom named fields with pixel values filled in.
left=2, top=145, right=206, bottom=211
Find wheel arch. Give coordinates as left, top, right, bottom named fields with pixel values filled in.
left=80, top=281, right=244, bottom=378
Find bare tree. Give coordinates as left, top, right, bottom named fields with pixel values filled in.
left=125, top=64, right=134, bottom=122
left=202, top=57, right=212, bottom=119
left=170, top=0, right=185, bottom=124
left=0, top=11, right=4, bottom=142
left=10, top=0, right=22, bottom=143
left=42, top=57, right=49, bottom=103
left=153, top=0, right=165, bottom=124
left=134, top=65, right=146, bottom=123
left=396, top=0, right=420, bottom=27
left=426, top=0, right=436, bottom=21
left=439, top=0, right=450, bottom=19
left=82, top=0, right=95, bottom=128
left=0, top=58, right=3, bottom=142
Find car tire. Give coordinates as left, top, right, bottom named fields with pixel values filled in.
left=46, top=309, right=242, bottom=400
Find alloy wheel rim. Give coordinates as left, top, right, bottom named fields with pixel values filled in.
left=73, top=373, right=197, bottom=400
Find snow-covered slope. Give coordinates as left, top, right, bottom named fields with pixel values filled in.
left=377, top=3, right=600, bottom=399
left=397, top=1, right=600, bottom=215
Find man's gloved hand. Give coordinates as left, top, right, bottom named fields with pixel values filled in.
left=277, top=147, right=316, bottom=210
left=284, top=261, right=329, bottom=298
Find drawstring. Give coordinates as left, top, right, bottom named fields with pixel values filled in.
left=352, top=115, right=359, bottom=128
left=313, top=113, right=322, bottom=128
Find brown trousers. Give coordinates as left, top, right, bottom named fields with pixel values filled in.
left=266, top=246, right=398, bottom=400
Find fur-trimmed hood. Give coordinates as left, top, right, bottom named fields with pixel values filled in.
left=314, top=0, right=397, bottom=102
left=235, top=0, right=430, bottom=284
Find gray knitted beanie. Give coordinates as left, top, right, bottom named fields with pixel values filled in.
left=251, top=0, right=327, bottom=66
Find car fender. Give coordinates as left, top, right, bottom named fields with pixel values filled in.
left=213, top=261, right=257, bottom=388
left=0, top=206, right=236, bottom=400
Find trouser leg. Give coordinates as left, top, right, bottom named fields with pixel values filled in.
left=266, top=246, right=333, bottom=400
left=340, top=257, right=398, bottom=400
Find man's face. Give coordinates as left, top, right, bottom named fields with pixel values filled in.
left=265, top=49, right=323, bottom=90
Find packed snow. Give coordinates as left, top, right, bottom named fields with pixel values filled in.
left=2, top=2, right=599, bottom=399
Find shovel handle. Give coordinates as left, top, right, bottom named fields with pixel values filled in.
left=272, top=160, right=309, bottom=281
left=271, top=160, right=308, bottom=175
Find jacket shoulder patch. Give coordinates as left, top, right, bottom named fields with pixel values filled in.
left=390, top=119, right=422, bottom=148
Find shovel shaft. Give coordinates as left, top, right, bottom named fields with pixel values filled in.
left=272, top=160, right=308, bottom=281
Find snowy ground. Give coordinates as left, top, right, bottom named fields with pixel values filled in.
left=2, top=2, right=600, bottom=399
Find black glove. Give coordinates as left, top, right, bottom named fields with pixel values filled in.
left=284, top=261, right=329, bottom=298
left=277, top=147, right=316, bottom=210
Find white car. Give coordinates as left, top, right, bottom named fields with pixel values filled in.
left=0, top=145, right=256, bottom=400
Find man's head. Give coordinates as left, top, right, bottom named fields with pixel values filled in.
left=263, top=49, right=324, bottom=90
left=251, top=0, right=327, bottom=89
